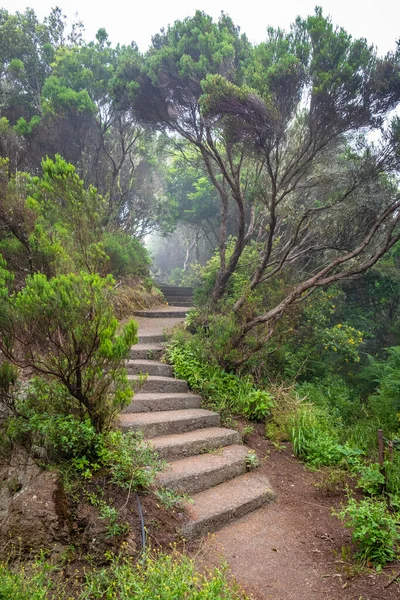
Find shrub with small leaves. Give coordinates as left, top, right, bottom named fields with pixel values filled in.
left=0, top=270, right=138, bottom=433
left=336, top=496, right=400, bottom=566
left=356, top=463, right=385, bottom=496
left=96, top=430, right=163, bottom=490
left=0, top=550, right=249, bottom=599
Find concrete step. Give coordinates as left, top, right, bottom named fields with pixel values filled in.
left=128, top=375, right=188, bottom=393
left=164, top=296, right=193, bottom=303
left=129, top=344, right=164, bottom=360
left=122, top=392, right=202, bottom=414
left=138, top=334, right=165, bottom=344
left=166, top=301, right=193, bottom=307
left=126, top=360, right=173, bottom=377
left=155, top=444, right=249, bottom=494
left=118, top=408, right=220, bottom=437
left=181, top=472, right=276, bottom=539
left=134, top=309, right=188, bottom=318
left=151, top=427, right=242, bottom=460
left=158, top=286, right=193, bottom=295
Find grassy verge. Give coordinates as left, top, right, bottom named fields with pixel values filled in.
left=0, top=550, right=248, bottom=599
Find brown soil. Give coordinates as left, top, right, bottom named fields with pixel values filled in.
left=69, top=478, right=184, bottom=561
left=197, top=421, right=400, bottom=600
left=54, top=483, right=187, bottom=598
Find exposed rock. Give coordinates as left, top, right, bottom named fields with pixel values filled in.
left=0, top=470, right=69, bottom=558
left=77, top=503, right=117, bottom=558
left=0, top=447, right=41, bottom=522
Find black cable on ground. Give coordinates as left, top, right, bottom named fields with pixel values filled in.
left=135, top=492, right=147, bottom=552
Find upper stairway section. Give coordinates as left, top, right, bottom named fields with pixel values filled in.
left=157, top=284, right=194, bottom=307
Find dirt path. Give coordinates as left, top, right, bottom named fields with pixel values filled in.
left=199, top=425, right=400, bottom=600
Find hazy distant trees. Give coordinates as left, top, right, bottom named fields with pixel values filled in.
left=1, top=7, right=400, bottom=342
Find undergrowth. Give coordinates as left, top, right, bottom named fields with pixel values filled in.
left=167, top=329, right=400, bottom=567
left=0, top=550, right=249, bottom=599
left=166, top=331, right=273, bottom=422
left=335, top=496, right=400, bottom=566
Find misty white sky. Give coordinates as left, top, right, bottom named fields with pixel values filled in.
left=1, top=0, right=399, bottom=54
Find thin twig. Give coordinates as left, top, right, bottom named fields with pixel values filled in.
left=384, top=570, right=400, bottom=588
left=120, top=474, right=135, bottom=510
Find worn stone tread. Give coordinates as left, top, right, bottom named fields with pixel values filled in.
left=128, top=374, right=189, bottom=393
left=163, top=296, right=193, bottom=303
left=137, top=334, right=165, bottom=344
left=118, top=408, right=220, bottom=437
left=126, top=360, right=173, bottom=377
left=134, top=308, right=188, bottom=318
left=150, top=427, right=242, bottom=459
left=155, top=444, right=249, bottom=494
left=129, top=344, right=164, bottom=359
left=181, top=472, right=276, bottom=539
left=167, top=302, right=193, bottom=307
left=122, top=392, right=202, bottom=413
left=158, top=285, right=193, bottom=294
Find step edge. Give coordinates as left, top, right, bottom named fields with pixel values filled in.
left=181, top=485, right=276, bottom=539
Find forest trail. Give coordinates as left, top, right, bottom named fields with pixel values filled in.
left=118, top=304, right=399, bottom=600
left=199, top=433, right=400, bottom=600
left=118, top=305, right=275, bottom=539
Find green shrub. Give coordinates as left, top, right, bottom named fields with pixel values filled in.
left=103, top=231, right=151, bottom=278
left=27, top=155, right=110, bottom=276
left=383, top=455, right=400, bottom=496
left=336, top=496, right=400, bottom=566
left=238, top=387, right=274, bottom=421
left=81, top=551, right=248, bottom=599
left=96, top=430, right=163, bottom=489
left=356, top=463, right=386, bottom=496
left=5, top=399, right=163, bottom=487
left=296, top=377, right=360, bottom=426
left=166, top=333, right=273, bottom=421
left=0, top=271, right=138, bottom=433
left=302, top=435, right=345, bottom=468
left=289, top=403, right=345, bottom=467
left=360, top=347, right=400, bottom=436
left=0, top=557, right=55, bottom=600
left=11, top=411, right=97, bottom=462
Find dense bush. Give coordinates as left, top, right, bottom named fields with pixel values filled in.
left=103, top=231, right=151, bottom=278
left=0, top=269, right=138, bottom=433
left=296, top=377, right=361, bottom=426
left=166, top=331, right=273, bottom=421
left=0, top=157, right=151, bottom=283
left=364, top=347, right=400, bottom=434
left=95, top=430, right=162, bottom=489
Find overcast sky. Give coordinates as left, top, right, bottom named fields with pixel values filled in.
left=1, top=0, right=399, bottom=54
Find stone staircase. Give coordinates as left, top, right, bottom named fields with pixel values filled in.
left=157, top=284, right=194, bottom=307
left=118, top=308, right=275, bottom=539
